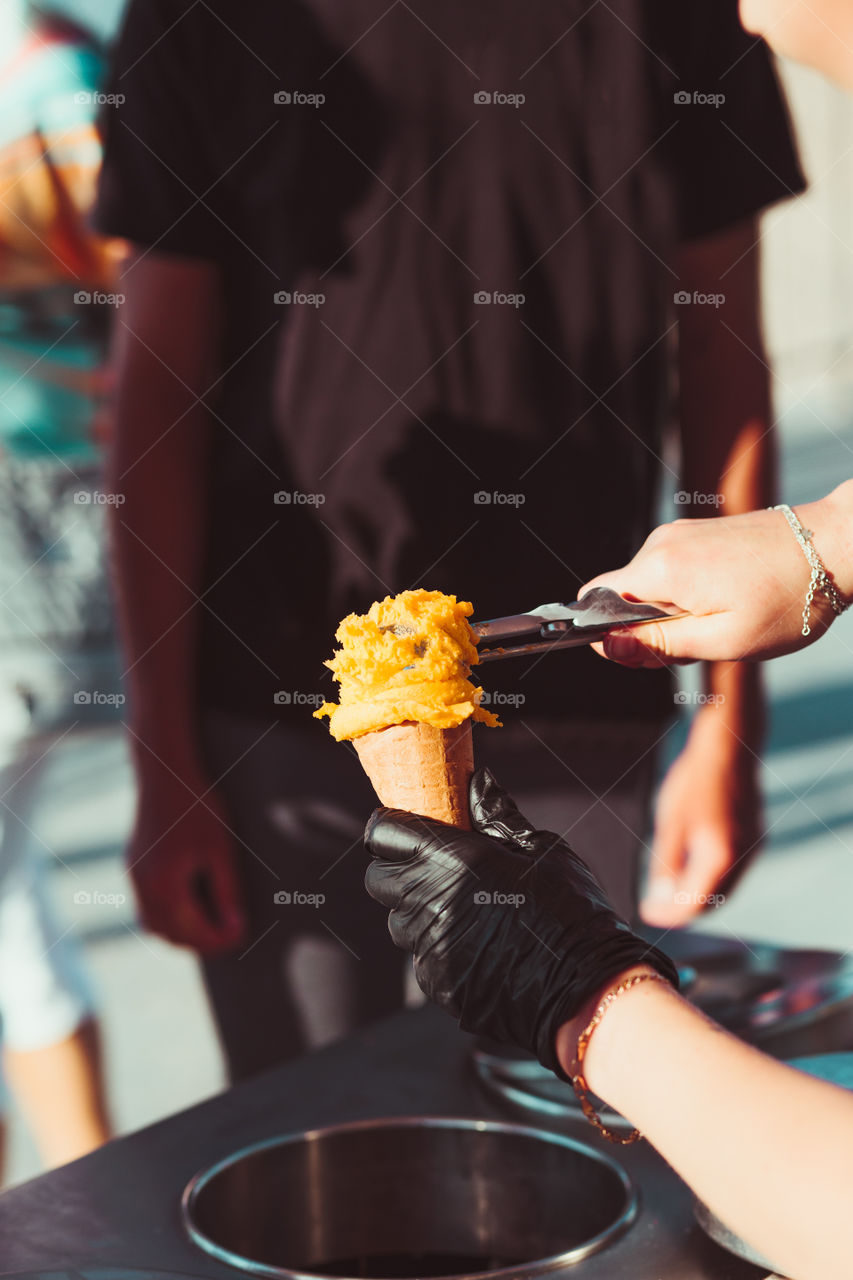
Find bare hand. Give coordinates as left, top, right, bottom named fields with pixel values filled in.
left=581, top=485, right=853, bottom=668
left=643, top=710, right=762, bottom=927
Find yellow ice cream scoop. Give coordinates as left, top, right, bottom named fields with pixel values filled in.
left=314, top=588, right=500, bottom=742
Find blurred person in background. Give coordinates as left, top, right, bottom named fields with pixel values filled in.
left=95, top=0, right=801, bottom=1081
left=0, top=685, right=109, bottom=1173
left=0, top=0, right=118, bottom=1173
left=741, top=0, right=853, bottom=91
left=577, top=0, right=853, bottom=672
left=363, top=12, right=853, bottom=1279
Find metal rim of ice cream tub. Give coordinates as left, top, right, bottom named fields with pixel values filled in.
left=181, top=1114, right=639, bottom=1280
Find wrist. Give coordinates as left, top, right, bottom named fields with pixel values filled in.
left=686, top=699, right=764, bottom=756
left=132, top=736, right=208, bottom=805
left=125, top=697, right=203, bottom=778
left=554, top=964, right=659, bottom=1079
left=555, top=966, right=681, bottom=1109
left=800, top=481, right=853, bottom=603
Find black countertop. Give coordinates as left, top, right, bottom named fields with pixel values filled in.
left=0, top=1005, right=772, bottom=1279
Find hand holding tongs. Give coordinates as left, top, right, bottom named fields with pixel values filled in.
left=471, top=587, right=684, bottom=663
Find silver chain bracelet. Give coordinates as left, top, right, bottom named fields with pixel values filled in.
left=770, top=503, right=848, bottom=636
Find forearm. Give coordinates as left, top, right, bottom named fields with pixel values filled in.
left=559, top=981, right=853, bottom=1280
left=798, top=478, right=853, bottom=602
left=105, top=254, right=221, bottom=781
left=677, top=220, right=775, bottom=710
left=677, top=232, right=775, bottom=520
left=106, top=394, right=210, bottom=776
left=700, top=413, right=771, bottom=721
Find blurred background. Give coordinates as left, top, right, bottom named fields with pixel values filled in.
left=1, top=0, right=852, bottom=1185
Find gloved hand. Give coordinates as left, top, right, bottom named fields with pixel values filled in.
left=364, top=768, right=679, bottom=1077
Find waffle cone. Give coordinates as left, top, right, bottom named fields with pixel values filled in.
left=354, top=720, right=474, bottom=828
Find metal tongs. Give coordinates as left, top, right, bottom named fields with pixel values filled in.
left=471, top=587, right=683, bottom=663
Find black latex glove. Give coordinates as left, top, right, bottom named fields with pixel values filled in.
left=364, top=768, right=679, bottom=1077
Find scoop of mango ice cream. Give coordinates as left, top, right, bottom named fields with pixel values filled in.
left=314, top=588, right=501, bottom=741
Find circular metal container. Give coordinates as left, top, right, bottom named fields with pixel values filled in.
left=182, top=1116, right=637, bottom=1279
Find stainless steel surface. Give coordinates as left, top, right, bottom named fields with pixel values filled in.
left=2, top=1273, right=214, bottom=1280
left=693, top=1206, right=777, bottom=1274
left=693, top=1052, right=853, bottom=1274
left=182, top=1117, right=638, bottom=1279
left=472, top=937, right=853, bottom=1129
left=656, top=933, right=853, bottom=1059
left=472, top=1043, right=634, bottom=1132
left=0, top=1004, right=772, bottom=1279
left=472, top=588, right=682, bottom=662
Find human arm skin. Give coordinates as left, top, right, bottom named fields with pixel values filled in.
left=106, top=249, right=245, bottom=952
left=740, top=0, right=853, bottom=91
left=365, top=786, right=853, bottom=1280
left=581, top=480, right=853, bottom=664
left=641, top=220, right=771, bottom=926
left=555, top=971, right=853, bottom=1280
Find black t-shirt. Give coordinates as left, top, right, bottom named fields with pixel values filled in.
left=95, top=0, right=803, bottom=724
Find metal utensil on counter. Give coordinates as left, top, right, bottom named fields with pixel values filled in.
left=472, top=937, right=853, bottom=1128
left=471, top=586, right=683, bottom=662
left=694, top=1052, right=853, bottom=1273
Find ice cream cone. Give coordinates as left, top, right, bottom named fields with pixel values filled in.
left=354, top=720, right=474, bottom=828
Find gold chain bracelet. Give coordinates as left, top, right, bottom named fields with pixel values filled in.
left=571, top=971, right=673, bottom=1145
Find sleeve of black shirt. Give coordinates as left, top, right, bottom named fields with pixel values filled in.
left=93, top=0, right=227, bottom=259
left=656, top=0, right=806, bottom=243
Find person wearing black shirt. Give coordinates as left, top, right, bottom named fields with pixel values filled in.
left=96, top=0, right=803, bottom=1079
